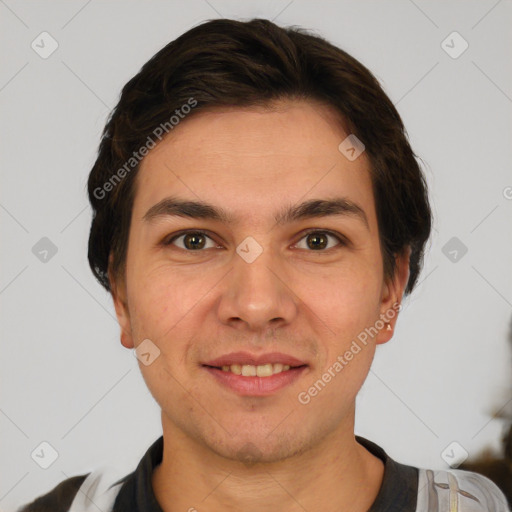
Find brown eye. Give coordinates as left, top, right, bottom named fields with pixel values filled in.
left=306, top=232, right=328, bottom=250
left=295, top=231, right=345, bottom=251
left=183, top=233, right=206, bottom=250
left=167, top=231, right=217, bottom=251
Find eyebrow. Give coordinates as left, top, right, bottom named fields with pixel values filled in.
left=143, top=196, right=369, bottom=230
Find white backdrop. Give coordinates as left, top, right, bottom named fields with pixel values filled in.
left=1, top=1, right=511, bottom=510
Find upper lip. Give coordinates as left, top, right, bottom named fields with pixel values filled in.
left=204, top=352, right=308, bottom=367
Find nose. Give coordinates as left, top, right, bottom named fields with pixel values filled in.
left=216, top=243, right=298, bottom=333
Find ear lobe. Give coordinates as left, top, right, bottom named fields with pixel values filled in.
left=375, top=246, right=411, bottom=345
left=108, top=254, right=134, bottom=349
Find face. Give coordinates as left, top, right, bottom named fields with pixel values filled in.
left=111, top=99, right=409, bottom=463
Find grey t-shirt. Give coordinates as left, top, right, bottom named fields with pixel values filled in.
left=18, top=435, right=510, bottom=511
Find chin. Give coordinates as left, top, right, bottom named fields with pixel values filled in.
left=200, top=423, right=319, bottom=465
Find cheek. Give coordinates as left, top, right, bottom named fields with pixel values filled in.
left=127, top=271, right=201, bottom=395
left=125, top=264, right=228, bottom=382
left=300, top=276, right=381, bottom=404
left=301, top=264, right=382, bottom=338
left=126, top=266, right=200, bottom=343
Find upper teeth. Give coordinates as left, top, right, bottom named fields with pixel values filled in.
left=221, top=363, right=291, bottom=377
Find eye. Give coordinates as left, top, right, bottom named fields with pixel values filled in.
left=165, top=231, right=219, bottom=251
left=294, top=230, right=346, bottom=251
left=164, top=229, right=347, bottom=252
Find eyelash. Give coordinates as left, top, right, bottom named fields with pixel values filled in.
left=163, top=229, right=347, bottom=252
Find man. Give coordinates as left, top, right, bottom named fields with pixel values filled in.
left=18, top=17, right=510, bottom=512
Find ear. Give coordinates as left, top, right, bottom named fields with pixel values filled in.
left=108, top=253, right=134, bottom=349
left=375, top=246, right=411, bottom=345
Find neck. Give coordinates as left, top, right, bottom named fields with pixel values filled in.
left=152, top=416, right=384, bottom=512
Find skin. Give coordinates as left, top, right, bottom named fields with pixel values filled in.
left=110, top=99, right=410, bottom=512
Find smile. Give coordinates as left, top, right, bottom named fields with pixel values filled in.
left=219, top=363, right=292, bottom=377
left=203, top=364, right=308, bottom=396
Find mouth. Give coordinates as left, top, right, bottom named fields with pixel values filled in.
left=202, top=352, right=308, bottom=396
left=204, top=362, right=304, bottom=377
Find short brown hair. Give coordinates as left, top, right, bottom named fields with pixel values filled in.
left=87, top=18, right=432, bottom=295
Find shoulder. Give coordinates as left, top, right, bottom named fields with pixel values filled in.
left=17, top=474, right=89, bottom=512
left=17, top=466, right=129, bottom=512
left=416, top=466, right=510, bottom=511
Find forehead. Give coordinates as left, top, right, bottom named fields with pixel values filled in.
left=133, top=99, right=376, bottom=227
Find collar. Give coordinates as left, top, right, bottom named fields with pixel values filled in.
left=112, top=435, right=418, bottom=512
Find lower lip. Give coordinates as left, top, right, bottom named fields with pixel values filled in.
left=203, top=366, right=307, bottom=396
